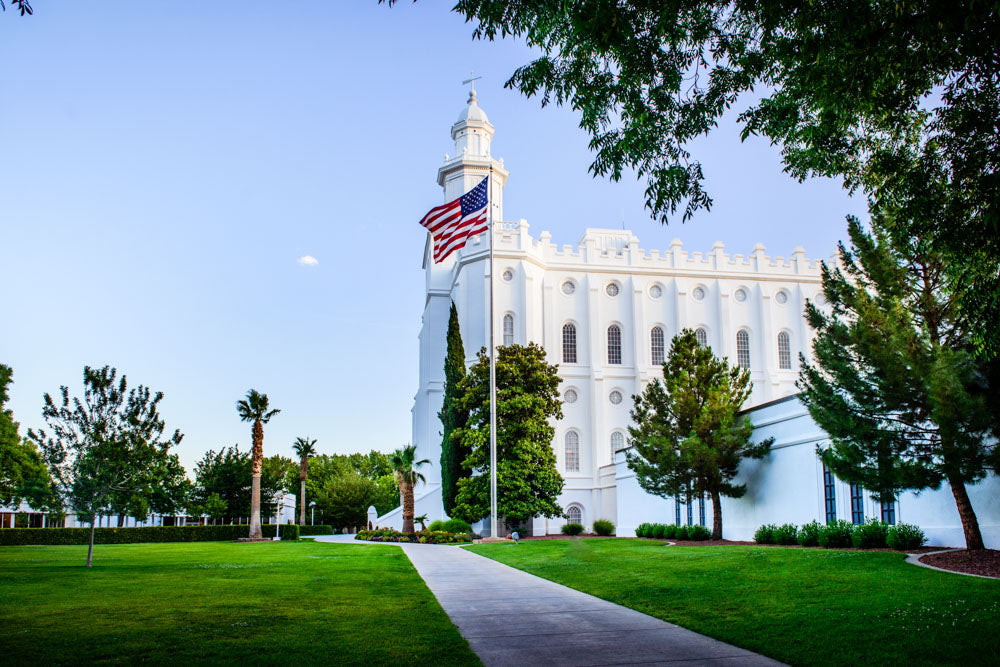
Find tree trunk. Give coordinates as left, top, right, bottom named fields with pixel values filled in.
left=249, top=475, right=262, bottom=539
left=401, top=480, right=415, bottom=534
left=299, top=479, right=306, bottom=525
left=711, top=490, right=723, bottom=540
left=948, top=475, right=985, bottom=550
left=86, top=521, right=95, bottom=568
left=117, top=513, right=125, bottom=527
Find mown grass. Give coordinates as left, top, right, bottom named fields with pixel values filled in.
left=0, top=540, right=479, bottom=665
left=466, top=538, right=1000, bottom=666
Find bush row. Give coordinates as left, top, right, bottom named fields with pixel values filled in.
left=427, top=519, right=472, bottom=534
left=592, top=519, right=615, bottom=536
left=754, top=519, right=926, bottom=550
left=354, top=528, right=472, bottom=544
left=635, top=523, right=712, bottom=541
left=561, top=522, right=584, bottom=535
left=0, top=523, right=302, bottom=546
left=298, top=525, right=334, bottom=536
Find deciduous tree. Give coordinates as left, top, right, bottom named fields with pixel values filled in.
left=0, top=364, right=56, bottom=511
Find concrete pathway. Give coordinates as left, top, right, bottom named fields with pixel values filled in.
left=400, top=543, right=783, bottom=667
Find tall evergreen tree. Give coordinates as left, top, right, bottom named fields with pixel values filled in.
left=799, top=215, right=995, bottom=550
left=438, top=302, right=470, bottom=516
left=452, top=343, right=564, bottom=526
left=627, top=330, right=772, bottom=539
left=1, top=363, right=56, bottom=510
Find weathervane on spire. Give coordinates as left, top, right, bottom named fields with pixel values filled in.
left=462, top=71, right=482, bottom=102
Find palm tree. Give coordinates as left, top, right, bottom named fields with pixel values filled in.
left=291, top=436, right=318, bottom=524
left=390, top=444, right=429, bottom=534
left=236, top=389, right=280, bottom=539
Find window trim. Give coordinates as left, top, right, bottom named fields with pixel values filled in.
left=607, top=324, right=622, bottom=365
left=565, top=431, right=580, bottom=473
left=736, top=329, right=751, bottom=369
left=650, top=326, right=665, bottom=366
left=562, top=322, right=578, bottom=364
left=503, top=313, right=515, bottom=346
left=777, top=330, right=792, bottom=370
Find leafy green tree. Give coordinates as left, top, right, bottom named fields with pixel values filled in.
left=372, top=473, right=399, bottom=516
left=192, top=445, right=251, bottom=521
left=314, top=473, right=379, bottom=531
left=28, top=366, right=185, bottom=567
left=446, top=0, right=999, bottom=357
left=390, top=444, right=429, bottom=534
left=236, top=389, right=279, bottom=539
left=453, top=343, right=565, bottom=526
left=0, top=364, right=56, bottom=510
left=0, top=1, right=32, bottom=16
left=291, top=437, right=318, bottom=524
left=799, top=216, right=996, bottom=550
left=627, top=330, right=772, bottom=539
left=260, top=453, right=294, bottom=518
left=202, top=492, right=228, bottom=525
left=439, top=302, right=470, bottom=516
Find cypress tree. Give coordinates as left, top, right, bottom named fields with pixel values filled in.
left=799, top=214, right=995, bottom=550
left=438, top=302, right=469, bottom=516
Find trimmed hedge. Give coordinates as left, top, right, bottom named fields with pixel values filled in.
left=299, top=525, right=334, bottom=536
left=886, top=523, right=926, bottom=550
left=561, top=522, right=585, bottom=536
left=0, top=524, right=303, bottom=546
left=354, top=528, right=472, bottom=544
left=428, top=518, right=473, bottom=534
left=592, top=519, right=615, bottom=536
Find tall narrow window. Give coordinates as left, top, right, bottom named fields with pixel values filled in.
left=503, top=313, right=514, bottom=345
left=881, top=500, right=896, bottom=525
left=610, top=431, right=625, bottom=456
left=650, top=326, right=665, bottom=365
left=850, top=484, right=864, bottom=525
left=777, top=331, right=792, bottom=370
left=565, top=432, right=580, bottom=472
left=736, top=330, right=751, bottom=368
left=607, top=325, right=622, bottom=364
left=567, top=505, right=582, bottom=524
left=675, top=495, right=681, bottom=526
left=695, top=327, right=708, bottom=347
left=562, top=323, right=577, bottom=363
left=823, top=464, right=837, bottom=523
left=699, top=493, right=706, bottom=527
left=687, top=497, right=694, bottom=526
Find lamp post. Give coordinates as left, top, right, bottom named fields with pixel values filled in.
left=275, top=497, right=282, bottom=541
left=309, top=501, right=316, bottom=526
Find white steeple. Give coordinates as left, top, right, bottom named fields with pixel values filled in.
left=451, top=84, right=493, bottom=158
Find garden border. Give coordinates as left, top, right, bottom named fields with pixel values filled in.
left=905, top=548, right=999, bottom=579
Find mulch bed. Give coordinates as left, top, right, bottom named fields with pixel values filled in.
left=919, top=549, right=1000, bottom=578
left=521, top=535, right=948, bottom=554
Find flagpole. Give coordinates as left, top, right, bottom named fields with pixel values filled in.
left=488, top=166, right=498, bottom=539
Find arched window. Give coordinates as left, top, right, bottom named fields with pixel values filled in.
left=610, top=431, right=625, bottom=455
left=736, top=330, right=751, bottom=368
left=607, top=325, right=622, bottom=365
left=565, top=432, right=580, bottom=472
left=562, top=323, right=577, bottom=363
left=650, top=326, right=665, bottom=365
left=777, top=331, right=791, bottom=370
left=566, top=505, right=582, bottom=524
left=503, top=314, right=514, bottom=346
left=695, top=327, right=708, bottom=347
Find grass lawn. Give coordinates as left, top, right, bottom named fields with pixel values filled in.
left=466, top=538, right=1000, bottom=666
left=0, top=540, right=479, bottom=665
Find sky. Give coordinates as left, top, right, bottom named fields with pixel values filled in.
left=0, top=2, right=867, bottom=472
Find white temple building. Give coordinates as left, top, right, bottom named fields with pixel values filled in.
left=374, top=89, right=1000, bottom=548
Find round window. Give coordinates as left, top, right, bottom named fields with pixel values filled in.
left=692, top=286, right=706, bottom=301
left=502, top=268, right=514, bottom=282
left=606, top=282, right=620, bottom=297
left=564, top=389, right=578, bottom=404
left=609, top=390, right=623, bottom=405
left=649, top=284, right=663, bottom=298
left=735, top=288, right=747, bottom=302
left=561, top=280, right=576, bottom=295
left=775, top=290, right=788, bottom=304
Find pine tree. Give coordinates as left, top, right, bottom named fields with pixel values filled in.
left=438, top=302, right=470, bottom=516
left=627, top=330, right=772, bottom=540
left=452, top=343, right=564, bottom=525
left=799, top=215, right=995, bottom=550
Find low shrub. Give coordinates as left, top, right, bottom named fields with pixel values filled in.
left=0, top=524, right=299, bottom=546
left=662, top=524, right=678, bottom=539
left=886, top=523, right=926, bottom=550
left=279, top=524, right=300, bottom=541
left=754, top=524, right=777, bottom=544
left=592, top=519, right=615, bottom=536
left=687, top=525, right=711, bottom=541
left=853, top=518, right=889, bottom=549
left=299, top=525, right=334, bottom=536
left=562, top=522, right=585, bottom=536
left=773, top=523, right=799, bottom=545
left=675, top=525, right=690, bottom=540
left=797, top=521, right=822, bottom=547
left=427, top=520, right=446, bottom=532
left=355, top=528, right=471, bottom=544
left=818, top=519, right=855, bottom=548
left=651, top=524, right=666, bottom=539
left=635, top=522, right=651, bottom=538
left=442, top=518, right=472, bottom=534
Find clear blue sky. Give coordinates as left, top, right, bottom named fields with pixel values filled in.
left=0, top=2, right=866, bottom=472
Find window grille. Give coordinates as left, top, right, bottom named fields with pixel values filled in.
left=562, top=323, right=577, bottom=363
left=699, top=493, right=706, bottom=526
left=881, top=500, right=896, bottom=525
left=610, top=431, right=625, bottom=455
left=675, top=496, right=682, bottom=525
left=566, top=505, right=582, bottom=524
left=607, top=325, right=622, bottom=364
left=736, top=330, right=751, bottom=368
left=565, top=432, right=580, bottom=472
left=823, top=464, right=837, bottom=523
left=503, top=314, right=514, bottom=346
left=564, top=388, right=577, bottom=404
left=778, top=331, right=792, bottom=370
left=687, top=496, right=694, bottom=526
left=651, top=326, right=665, bottom=365
left=695, top=328, right=708, bottom=347
left=850, top=484, right=864, bottom=525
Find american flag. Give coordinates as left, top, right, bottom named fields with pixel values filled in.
left=419, top=176, right=489, bottom=263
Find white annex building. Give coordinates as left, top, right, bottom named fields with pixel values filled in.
left=375, top=89, right=1000, bottom=549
